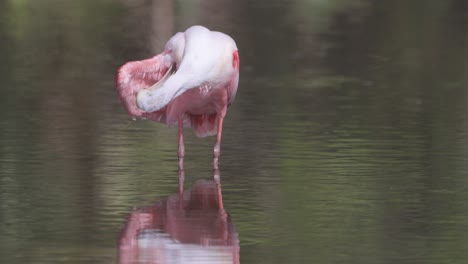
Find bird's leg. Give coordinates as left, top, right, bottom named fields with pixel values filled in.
left=214, top=169, right=224, bottom=211
left=178, top=116, right=185, bottom=171
left=178, top=169, right=185, bottom=207
left=178, top=168, right=185, bottom=195
left=214, top=169, right=227, bottom=241
left=213, top=116, right=224, bottom=170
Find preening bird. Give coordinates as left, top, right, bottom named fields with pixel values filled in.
left=116, top=26, right=240, bottom=170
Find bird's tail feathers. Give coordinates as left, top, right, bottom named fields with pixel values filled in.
left=190, top=114, right=218, bottom=138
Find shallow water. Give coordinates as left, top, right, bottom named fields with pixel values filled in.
left=1, top=0, right=468, bottom=263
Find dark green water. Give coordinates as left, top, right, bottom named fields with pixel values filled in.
left=1, top=0, right=468, bottom=263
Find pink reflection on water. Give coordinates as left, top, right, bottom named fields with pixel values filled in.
left=118, top=178, right=239, bottom=264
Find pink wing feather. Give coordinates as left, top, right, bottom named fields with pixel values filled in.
left=115, top=55, right=169, bottom=123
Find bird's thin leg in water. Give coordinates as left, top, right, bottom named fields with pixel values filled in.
left=178, top=169, right=185, bottom=204
left=214, top=169, right=227, bottom=241
left=214, top=169, right=225, bottom=211
left=213, top=116, right=224, bottom=170
left=178, top=117, right=185, bottom=171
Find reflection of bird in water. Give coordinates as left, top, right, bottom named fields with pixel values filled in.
left=116, top=25, right=240, bottom=171
left=118, top=178, right=239, bottom=264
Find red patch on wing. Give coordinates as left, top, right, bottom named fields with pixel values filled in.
left=232, top=50, right=240, bottom=70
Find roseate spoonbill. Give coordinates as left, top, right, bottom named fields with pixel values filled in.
left=116, top=26, right=240, bottom=170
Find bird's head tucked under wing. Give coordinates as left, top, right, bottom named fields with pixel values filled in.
left=135, top=25, right=239, bottom=113
left=115, top=33, right=184, bottom=119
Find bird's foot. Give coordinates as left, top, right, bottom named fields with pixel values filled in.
left=213, top=157, right=219, bottom=170
left=213, top=143, right=221, bottom=170
left=178, top=158, right=184, bottom=171
left=177, top=143, right=185, bottom=170
left=177, top=147, right=185, bottom=159
left=213, top=143, right=221, bottom=158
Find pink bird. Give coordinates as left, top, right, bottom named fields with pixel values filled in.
left=116, top=26, right=240, bottom=170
